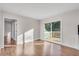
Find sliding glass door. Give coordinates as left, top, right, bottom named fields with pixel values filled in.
left=44, top=20, right=61, bottom=42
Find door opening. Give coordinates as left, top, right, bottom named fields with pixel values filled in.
left=4, top=18, right=17, bottom=47
left=44, top=20, right=62, bottom=43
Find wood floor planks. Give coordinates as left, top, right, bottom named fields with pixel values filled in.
left=0, top=40, right=79, bottom=56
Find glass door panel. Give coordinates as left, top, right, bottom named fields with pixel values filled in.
left=44, top=20, right=61, bottom=42
left=44, top=23, right=52, bottom=40
left=51, top=21, right=60, bottom=42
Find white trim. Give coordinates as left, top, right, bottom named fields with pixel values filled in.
left=2, top=10, right=4, bottom=48
left=4, top=18, right=17, bottom=47
left=0, top=45, right=4, bottom=48
left=45, top=39, right=79, bottom=50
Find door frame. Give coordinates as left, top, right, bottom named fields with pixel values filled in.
left=43, top=19, right=63, bottom=43
left=4, top=18, right=17, bottom=46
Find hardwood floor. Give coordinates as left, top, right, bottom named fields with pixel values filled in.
left=0, top=40, right=79, bottom=56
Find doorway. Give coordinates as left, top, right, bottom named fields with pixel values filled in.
left=4, top=18, right=17, bottom=47
left=44, top=19, right=62, bottom=43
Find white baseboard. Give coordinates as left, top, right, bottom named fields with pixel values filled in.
left=43, top=39, right=79, bottom=50
left=0, top=45, right=4, bottom=49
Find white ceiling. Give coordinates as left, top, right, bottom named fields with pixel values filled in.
left=0, top=3, right=79, bottom=20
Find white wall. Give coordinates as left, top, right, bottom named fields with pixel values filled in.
left=4, top=21, right=16, bottom=40
left=40, top=9, right=79, bottom=49
left=3, top=11, right=40, bottom=44
left=0, top=10, right=4, bottom=48
left=4, top=21, right=11, bottom=36
left=11, top=21, right=16, bottom=40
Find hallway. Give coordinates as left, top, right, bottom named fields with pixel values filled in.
left=0, top=40, right=79, bottom=56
